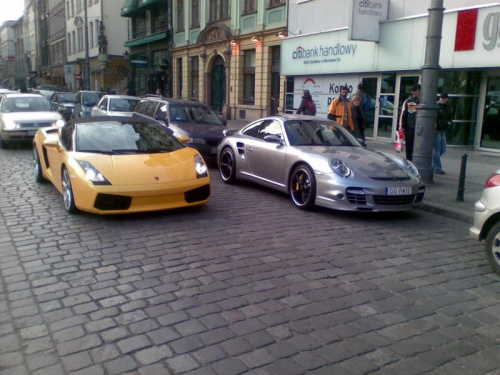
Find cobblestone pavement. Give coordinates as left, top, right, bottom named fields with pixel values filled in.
left=1, top=146, right=500, bottom=375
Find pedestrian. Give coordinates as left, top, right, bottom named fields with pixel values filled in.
left=296, top=89, right=316, bottom=116
left=351, top=94, right=365, bottom=142
left=434, top=93, right=452, bottom=175
left=399, top=83, right=420, bottom=161
left=328, top=86, right=354, bottom=133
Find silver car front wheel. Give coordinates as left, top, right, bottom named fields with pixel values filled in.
left=486, top=222, right=500, bottom=276
left=62, top=167, right=77, bottom=214
left=290, top=164, right=316, bottom=210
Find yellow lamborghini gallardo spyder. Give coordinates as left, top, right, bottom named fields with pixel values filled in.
left=32, top=117, right=210, bottom=214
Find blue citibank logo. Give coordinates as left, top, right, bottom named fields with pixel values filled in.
left=292, top=43, right=357, bottom=61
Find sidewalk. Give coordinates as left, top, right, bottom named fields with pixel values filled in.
left=227, top=119, right=500, bottom=223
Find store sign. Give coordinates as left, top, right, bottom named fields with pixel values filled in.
left=130, top=56, right=148, bottom=67
left=483, top=12, right=500, bottom=51
left=348, top=0, right=389, bottom=42
left=293, top=75, right=361, bottom=117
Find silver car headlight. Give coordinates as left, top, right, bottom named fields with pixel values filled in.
left=194, top=154, right=208, bottom=178
left=403, top=159, right=420, bottom=178
left=3, top=119, right=19, bottom=130
left=329, top=159, right=351, bottom=178
left=76, top=160, right=111, bottom=185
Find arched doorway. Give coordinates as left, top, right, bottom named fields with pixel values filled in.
left=211, top=56, right=226, bottom=114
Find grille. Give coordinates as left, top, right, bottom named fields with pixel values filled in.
left=19, top=122, right=52, bottom=128
left=94, top=194, right=132, bottom=211
left=205, top=140, right=220, bottom=147
left=185, top=184, right=210, bottom=203
left=346, top=188, right=367, bottom=205
left=370, top=176, right=411, bottom=181
left=373, top=194, right=416, bottom=206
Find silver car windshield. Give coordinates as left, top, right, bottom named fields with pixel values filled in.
left=285, top=120, right=361, bottom=147
left=59, top=93, right=77, bottom=103
left=169, top=105, right=222, bottom=125
left=1, top=97, right=53, bottom=113
left=75, top=121, right=183, bottom=154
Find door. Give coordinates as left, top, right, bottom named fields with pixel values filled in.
left=211, top=56, right=226, bottom=114
left=359, top=76, right=378, bottom=138
left=244, top=120, right=287, bottom=186
left=480, top=76, right=500, bottom=150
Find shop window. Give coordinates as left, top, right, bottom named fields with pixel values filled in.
left=191, top=0, right=200, bottom=28
left=270, top=46, right=280, bottom=115
left=177, top=0, right=185, bottom=32
left=209, top=0, right=230, bottom=22
left=243, top=49, right=255, bottom=105
left=190, top=56, right=199, bottom=100
left=243, top=0, right=257, bottom=14
left=285, top=76, right=294, bottom=114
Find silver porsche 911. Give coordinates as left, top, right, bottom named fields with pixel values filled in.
left=217, top=115, right=425, bottom=212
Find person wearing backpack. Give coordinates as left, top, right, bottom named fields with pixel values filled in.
left=296, top=90, right=316, bottom=116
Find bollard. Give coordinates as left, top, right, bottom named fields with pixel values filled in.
left=456, top=153, right=468, bottom=202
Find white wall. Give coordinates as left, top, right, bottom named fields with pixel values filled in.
left=288, top=0, right=500, bottom=36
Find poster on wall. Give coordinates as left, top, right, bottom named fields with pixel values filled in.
left=294, top=75, right=361, bottom=118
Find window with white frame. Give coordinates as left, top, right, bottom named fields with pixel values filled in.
left=76, top=0, right=82, bottom=14
left=209, top=0, right=230, bottom=22
left=77, top=27, right=83, bottom=52
left=267, top=0, right=284, bottom=7
left=191, top=0, right=200, bottom=28
left=243, top=0, right=256, bottom=14
left=177, top=0, right=184, bottom=31
left=243, top=49, right=255, bottom=104
left=89, top=22, right=94, bottom=48
left=72, top=31, right=76, bottom=54
left=67, top=33, right=71, bottom=55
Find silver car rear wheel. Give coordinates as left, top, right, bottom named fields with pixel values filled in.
left=62, top=167, right=77, bottom=214
left=486, top=222, right=500, bottom=275
left=290, top=164, right=316, bottom=210
left=219, top=147, right=237, bottom=184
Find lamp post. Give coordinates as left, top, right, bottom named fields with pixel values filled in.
left=413, top=0, right=445, bottom=184
left=83, top=0, right=91, bottom=89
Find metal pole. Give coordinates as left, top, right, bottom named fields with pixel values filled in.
left=412, top=0, right=445, bottom=184
left=83, top=0, right=91, bottom=90
left=456, top=153, right=468, bottom=202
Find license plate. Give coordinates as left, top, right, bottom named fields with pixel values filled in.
left=385, top=187, right=412, bottom=195
left=27, top=130, right=37, bottom=136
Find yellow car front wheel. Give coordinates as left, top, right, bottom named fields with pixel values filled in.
left=62, top=167, right=78, bottom=214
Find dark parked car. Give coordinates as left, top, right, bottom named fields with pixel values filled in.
left=72, top=90, right=105, bottom=119
left=51, top=92, right=77, bottom=121
left=133, top=96, right=228, bottom=162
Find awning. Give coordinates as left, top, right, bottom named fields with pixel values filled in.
left=121, top=0, right=139, bottom=17
left=124, top=31, right=169, bottom=48
left=138, top=0, right=160, bottom=9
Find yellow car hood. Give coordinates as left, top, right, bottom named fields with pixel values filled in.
left=74, top=148, right=198, bottom=185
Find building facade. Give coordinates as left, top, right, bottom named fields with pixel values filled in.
left=171, top=0, right=286, bottom=121
left=282, top=0, right=500, bottom=153
left=120, top=0, right=173, bottom=97
left=0, top=21, right=17, bottom=89
left=65, top=0, right=130, bottom=92
left=47, top=0, right=67, bottom=87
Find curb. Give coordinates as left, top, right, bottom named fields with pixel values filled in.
left=422, top=202, right=473, bottom=224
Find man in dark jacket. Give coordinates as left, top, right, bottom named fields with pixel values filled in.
left=399, top=84, right=420, bottom=161
left=434, top=93, right=452, bottom=175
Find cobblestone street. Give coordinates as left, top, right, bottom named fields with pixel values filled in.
left=1, top=147, right=500, bottom=375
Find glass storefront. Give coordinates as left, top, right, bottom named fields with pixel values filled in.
left=480, top=76, right=500, bottom=150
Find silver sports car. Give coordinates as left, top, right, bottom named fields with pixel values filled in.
left=218, top=115, right=425, bottom=212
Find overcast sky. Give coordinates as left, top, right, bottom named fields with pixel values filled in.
left=0, top=0, right=25, bottom=27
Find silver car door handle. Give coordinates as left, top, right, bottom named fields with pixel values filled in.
left=246, top=146, right=254, bottom=151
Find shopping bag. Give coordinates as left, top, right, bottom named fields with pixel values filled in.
left=395, top=130, right=405, bottom=153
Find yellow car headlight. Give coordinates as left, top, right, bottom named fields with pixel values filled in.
left=76, top=160, right=111, bottom=185
left=194, top=154, right=208, bottom=178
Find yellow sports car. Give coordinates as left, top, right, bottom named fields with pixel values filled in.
left=32, top=117, right=210, bottom=214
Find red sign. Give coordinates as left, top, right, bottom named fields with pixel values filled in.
left=455, top=9, right=478, bottom=51
left=74, top=74, right=82, bottom=79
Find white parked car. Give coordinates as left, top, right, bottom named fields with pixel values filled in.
left=0, top=94, right=64, bottom=149
left=91, top=95, right=140, bottom=117
left=470, top=169, right=500, bottom=275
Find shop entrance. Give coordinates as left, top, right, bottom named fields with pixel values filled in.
left=358, top=77, right=378, bottom=138
left=480, top=76, right=500, bottom=150
left=210, top=56, right=226, bottom=114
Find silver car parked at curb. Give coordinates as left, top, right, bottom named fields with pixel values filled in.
left=218, top=115, right=425, bottom=212
left=470, top=169, right=500, bottom=275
